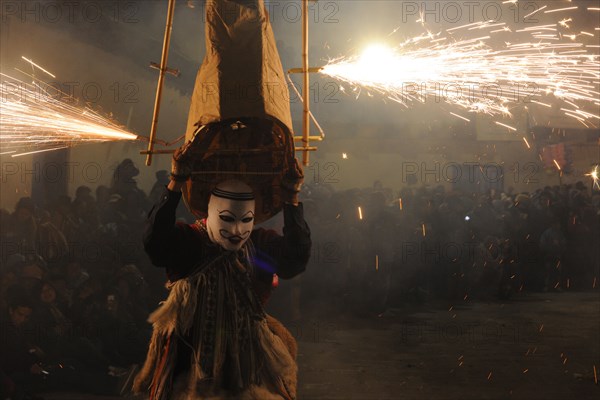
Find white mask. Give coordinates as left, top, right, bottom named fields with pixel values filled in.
left=206, top=180, right=255, bottom=251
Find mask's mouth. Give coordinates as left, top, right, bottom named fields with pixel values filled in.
left=220, top=229, right=248, bottom=245
left=228, top=236, right=242, bottom=245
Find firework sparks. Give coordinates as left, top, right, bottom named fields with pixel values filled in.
left=320, top=17, right=599, bottom=128
left=0, top=66, right=138, bottom=157
left=553, top=159, right=562, bottom=170
left=585, top=165, right=600, bottom=190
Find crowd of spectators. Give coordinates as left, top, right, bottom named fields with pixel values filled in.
left=0, top=159, right=161, bottom=400
left=1, top=157, right=599, bottom=398
left=299, top=179, right=600, bottom=316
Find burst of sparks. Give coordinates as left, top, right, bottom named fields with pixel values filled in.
left=585, top=165, right=600, bottom=190
left=21, top=56, right=56, bottom=78
left=320, top=19, right=600, bottom=128
left=545, top=7, right=579, bottom=14
left=0, top=69, right=137, bottom=157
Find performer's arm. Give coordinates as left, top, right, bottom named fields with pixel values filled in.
left=253, top=202, right=311, bottom=280
left=280, top=202, right=312, bottom=278
left=143, top=168, right=199, bottom=280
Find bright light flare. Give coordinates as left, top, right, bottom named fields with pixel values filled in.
left=320, top=20, right=600, bottom=127
left=586, top=165, right=600, bottom=190
left=1, top=71, right=137, bottom=157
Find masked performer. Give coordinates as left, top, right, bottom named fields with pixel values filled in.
left=133, top=145, right=310, bottom=400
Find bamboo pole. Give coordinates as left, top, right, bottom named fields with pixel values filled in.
left=146, top=0, right=177, bottom=166
left=301, top=0, right=310, bottom=166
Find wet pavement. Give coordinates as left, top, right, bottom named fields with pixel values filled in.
left=44, top=291, right=599, bottom=400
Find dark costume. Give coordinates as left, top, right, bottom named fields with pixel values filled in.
left=134, top=188, right=310, bottom=399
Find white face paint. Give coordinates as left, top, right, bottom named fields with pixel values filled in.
left=206, top=181, right=255, bottom=251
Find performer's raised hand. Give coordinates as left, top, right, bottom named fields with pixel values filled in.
left=281, top=157, right=304, bottom=205
left=168, top=141, right=193, bottom=191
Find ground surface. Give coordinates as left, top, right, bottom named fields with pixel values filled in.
left=43, top=291, right=600, bottom=400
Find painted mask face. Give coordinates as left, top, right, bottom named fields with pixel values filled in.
left=206, top=180, right=255, bottom=251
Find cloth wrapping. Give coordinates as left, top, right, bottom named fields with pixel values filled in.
left=133, top=247, right=297, bottom=400
left=185, top=0, right=293, bottom=140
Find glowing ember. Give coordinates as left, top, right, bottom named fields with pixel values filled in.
left=585, top=165, right=600, bottom=190
left=0, top=64, right=137, bottom=157
left=553, top=159, right=562, bottom=170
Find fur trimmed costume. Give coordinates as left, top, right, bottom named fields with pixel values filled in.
left=134, top=188, right=310, bottom=399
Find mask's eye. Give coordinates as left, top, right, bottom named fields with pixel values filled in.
left=219, top=215, right=235, bottom=223
left=241, top=217, right=254, bottom=223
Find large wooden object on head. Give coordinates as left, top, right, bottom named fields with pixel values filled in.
left=182, top=118, right=295, bottom=224
left=182, top=0, right=296, bottom=223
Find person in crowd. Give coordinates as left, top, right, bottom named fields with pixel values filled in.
left=0, top=291, right=43, bottom=400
